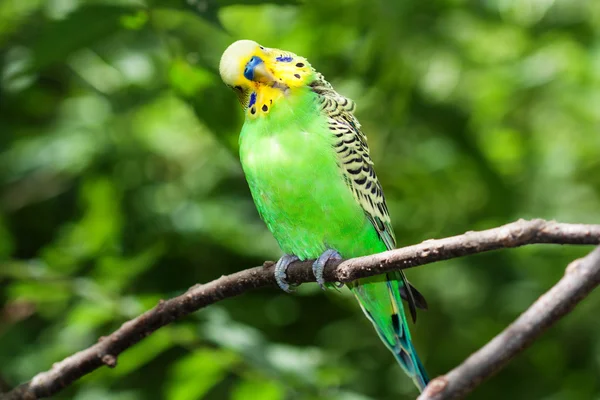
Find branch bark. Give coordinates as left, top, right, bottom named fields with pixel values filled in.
left=418, top=245, right=600, bottom=400
left=2, top=219, right=600, bottom=400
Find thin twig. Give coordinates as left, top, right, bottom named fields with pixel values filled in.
left=418, top=245, right=600, bottom=400
left=2, top=219, right=599, bottom=400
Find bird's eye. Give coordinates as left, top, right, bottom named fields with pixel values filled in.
left=234, top=85, right=243, bottom=92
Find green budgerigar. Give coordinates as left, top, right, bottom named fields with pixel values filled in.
left=219, top=40, right=429, bottom=391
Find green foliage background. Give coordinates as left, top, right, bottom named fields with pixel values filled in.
left=1, top=0, right=599, bottom=399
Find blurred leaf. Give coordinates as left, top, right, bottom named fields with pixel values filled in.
left=73, top=386, right=140, bottom=400
left=166, top=348, right=239, bottom=400
left=41, top=177, right=122, bottom=274
left=152, top=0, right=299, bottom=28
left=18, top=5, right=142, bottom=76
left=0, top=214, right=15, bottom=257
left=120, top=10, right=149, bottom=31
left=66, top=300, right=117, bottom=332
left=7, top=280, right=71, bottom=317
left=168, top=59, right=214, bottom=97
left=231, top=376, right=284, bottom=400
left=110, top=328, right=174, bottom=376
left=92, top=244, right=165, bottom=292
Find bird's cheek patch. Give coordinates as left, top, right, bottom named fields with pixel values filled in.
left=248, top=92, right=257, bottom=108
left=246, top=86, right=281, bottom=118
left=256, top=98, right=272, bottom=115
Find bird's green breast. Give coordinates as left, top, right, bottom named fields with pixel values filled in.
left=239, top=88, right=385, bottom=260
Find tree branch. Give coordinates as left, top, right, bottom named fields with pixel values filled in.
left=418, top=245, right=600, bottom=400
left=2, top=219, right=600, bottom=400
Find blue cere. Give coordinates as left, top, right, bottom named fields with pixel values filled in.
left=244, top=56, right=263, bottom=80
left=276, top=55, right=293, bottom=62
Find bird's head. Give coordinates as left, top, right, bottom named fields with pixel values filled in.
left=219, top=40, right=314, bottom=118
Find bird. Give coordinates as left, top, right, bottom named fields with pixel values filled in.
left=219, top=40, right=429, bottom=391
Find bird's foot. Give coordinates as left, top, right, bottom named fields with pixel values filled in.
left=274, top=254, right=299, bottom=293
left=312, top=249, right=342, bottom=290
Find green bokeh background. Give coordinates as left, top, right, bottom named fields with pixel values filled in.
left=1, top=0, right=599, bottom=399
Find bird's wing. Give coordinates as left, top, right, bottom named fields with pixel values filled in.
left=309, top=73, right=424, bottom=321
left=310, top=72, right=396, bottom=249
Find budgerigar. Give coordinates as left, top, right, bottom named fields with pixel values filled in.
left=219, top=40, right=429, bottom=391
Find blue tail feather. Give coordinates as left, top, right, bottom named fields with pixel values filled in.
left=350, top=274, right=429, bottom=392
left=393, top=320, right=429, bottom=391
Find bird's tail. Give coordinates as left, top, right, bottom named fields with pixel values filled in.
left=349, top=273, right=429, bottom=391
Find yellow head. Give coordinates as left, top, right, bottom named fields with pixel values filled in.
left=219, top=40, right=314, bottom=118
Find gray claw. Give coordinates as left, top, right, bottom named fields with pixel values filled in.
left=274, top=254, right=299, bottom=293
left=312, top=249, right=342, bottom=290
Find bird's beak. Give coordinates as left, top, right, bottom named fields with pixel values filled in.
left=251, top=61, right=276, bottom=84
left=244, top=56, right=277, bottom=85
